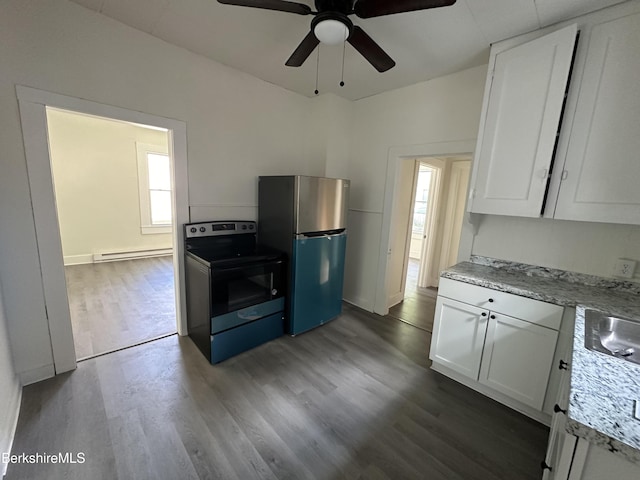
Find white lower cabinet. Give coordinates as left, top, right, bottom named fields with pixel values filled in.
left=431, top=296, right=488, bottom=379
left=543, top=362, right=575, bottom=480
left=550, top=436, right=640, bottom=480
left=430, top=278, right=563, bottom=420
left=479, top=313, right=558, bottom=410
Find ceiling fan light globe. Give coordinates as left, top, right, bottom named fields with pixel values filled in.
left=314, top=19, right=349, bottom=45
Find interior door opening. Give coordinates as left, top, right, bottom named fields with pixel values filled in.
left=45, top=107, right=178, bottom=361
left=386, top=155, right=471, bottom=332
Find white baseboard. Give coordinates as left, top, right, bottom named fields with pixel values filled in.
left=388, top=291, right=404, bottom=308
left=430, top=361, right=551, bottom=426
left=64, top=248, right=173, bottom=266
left=1, top=379, right=22, bottom=477
left=93, top=248, right=172, bottom=263
left=63, top=254, right=94, bottom=266
left=343, top=296, right=374, bottom=313
left=18, top=364, right=55, bottom=386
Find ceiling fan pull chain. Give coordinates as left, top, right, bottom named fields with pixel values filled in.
left=340, top=40, right=345, bottom=87
left=314, top=46, right=320, bottom=95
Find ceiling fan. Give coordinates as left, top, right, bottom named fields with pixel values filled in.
left=217, top=0, right=457, bottom=72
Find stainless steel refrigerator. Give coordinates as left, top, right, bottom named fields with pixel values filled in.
left=258, top=175, right=349, bottom=335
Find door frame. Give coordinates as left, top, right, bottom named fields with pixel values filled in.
left=374, top=140, right=475, bottom=316
left=16, top=85, right=189, bottom=375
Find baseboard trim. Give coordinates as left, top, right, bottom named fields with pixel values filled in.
left=63, top=254, right=93, bottom=266
left=1, top=380, right=22, bottom=477
left=0, top=375, right=22, bottom=478
left=64, top=249, right=173, bottom=266
left=430, top=361, right=551, bottom=426
left=388, top=291, right=404, bottom=308
left=93, top=248, right=172, bottom=263
left=18, top=364, right=55, bottom=386
left=343, top=296, right=373, bottom=312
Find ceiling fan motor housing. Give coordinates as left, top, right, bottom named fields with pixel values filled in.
left=314, top=0, right=354, bottom=15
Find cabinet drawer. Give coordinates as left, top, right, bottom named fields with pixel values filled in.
left=439, top=277, right=563, bottom=330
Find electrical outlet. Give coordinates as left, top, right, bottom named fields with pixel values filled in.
left=613, top=258, right=636, bottom=279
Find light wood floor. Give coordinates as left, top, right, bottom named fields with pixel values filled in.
left=65, top=256, right=177, bottom=360
left=388, top=258, right=437, bottom=332
left=7, top=304, right=548, bottom=480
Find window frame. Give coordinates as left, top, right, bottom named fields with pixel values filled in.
left=136, top=142, right=172, bottom=235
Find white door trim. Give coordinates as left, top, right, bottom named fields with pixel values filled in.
left=374, top=140, right=476, bottom=316
left=16, top=85, right=189, bottom=375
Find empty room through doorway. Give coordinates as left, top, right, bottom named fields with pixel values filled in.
left=46, top=108, right=177, bottom=360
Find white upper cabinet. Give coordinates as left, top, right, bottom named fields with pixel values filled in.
left=469, top=2, right=640, bottom=226
left=469, top=24, right=578, bottom=217
left=553, top=12, right=640, bottom=224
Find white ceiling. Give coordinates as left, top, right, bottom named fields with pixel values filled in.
left=69, top=0, right=625, bottom=100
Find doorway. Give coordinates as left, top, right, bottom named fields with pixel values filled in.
left=386, top=155, right=471, bottom=332
left=46, top=108, right=178, bottom=360
left=17, top=86, right=188, bottom=377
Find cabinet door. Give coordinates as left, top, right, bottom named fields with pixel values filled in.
left=479, top=313, right=558, bottom=409
left=470, top=24, right=577, bottom=217
left=554, top=12, right=640, bottom=224
left=430, top=296, right=488, bottom=380
left=543, top=368, right=576, bottom=480
left=571, top=438, right=640, bottom=479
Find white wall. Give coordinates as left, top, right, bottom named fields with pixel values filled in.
left=47, top=109, right=172, bottom=264
left=0, top=280, right=21, bottom=477
left=344, top=65, right=488, bottom=311
left=308, top=93, right=354, bottom=180
left=0, top=0, right=316, bottom=382
left=471, top=216, right=640, bottom=282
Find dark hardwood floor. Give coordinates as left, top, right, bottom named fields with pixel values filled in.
left=388, top=258, right=437, bottom=332
left=65, top=256, right=177, bottom=360
left=7, top=303, right=548, bottom=480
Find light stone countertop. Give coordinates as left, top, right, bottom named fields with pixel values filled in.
left=441, top=256, right=640, bottom=464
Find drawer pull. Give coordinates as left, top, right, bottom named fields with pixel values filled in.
left=559, top=359, right=569, bottom=370
left=488, top=298, right=494, bottom=303
left=481, top=312, right=487, bottom=317
left=553, top=404, right=567, bottom=415
left=490, top=314, right=496, bottom=319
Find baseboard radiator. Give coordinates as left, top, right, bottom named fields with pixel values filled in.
left=92, top=248, right=173, bottom=263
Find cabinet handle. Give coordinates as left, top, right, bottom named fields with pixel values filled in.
left=481, top=312, right=487, bottom=317
left=540, top=460, right=552, bottom=472
left=554, top=404, right=567, bottom=415
left=490, top=314, right=496, bottom=319
left=488, top=298, right=494, bottom=303
left=559, top=359, right=569, bottom=370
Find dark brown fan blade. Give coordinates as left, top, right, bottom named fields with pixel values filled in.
left=347, top=26, right=395, bottom=72
left=217, top=0, right=312, bottom=15
left=354, top=0, right=456, bottom=18
left=285, top=31, right=320, bottom=67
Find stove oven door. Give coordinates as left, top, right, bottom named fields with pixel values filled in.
left=210, top=259, right=284, bottom=318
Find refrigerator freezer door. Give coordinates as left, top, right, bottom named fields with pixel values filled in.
left=295, top=177, right=349, bottom=234
left=290, top=233, right=347, bottom=335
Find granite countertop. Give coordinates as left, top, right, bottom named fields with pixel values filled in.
left=441, top=256, right=640, bottom=464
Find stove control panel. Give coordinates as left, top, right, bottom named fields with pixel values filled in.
left=185, top=221, right=256, bottom=238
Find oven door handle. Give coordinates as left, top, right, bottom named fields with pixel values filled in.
left=237, top=310, right=261, bottom=321
left=212, top=259, right=283, bottom=273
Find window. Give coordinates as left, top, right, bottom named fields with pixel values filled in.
left=412, top=168, right=432, bottom=234
left=137, top=143, right=173, bottom=234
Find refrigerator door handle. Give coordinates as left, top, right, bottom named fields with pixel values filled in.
left=296, top=229, right=346, bottom=240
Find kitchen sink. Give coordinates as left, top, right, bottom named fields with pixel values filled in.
left=585, top=309, right=640, bottom=366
